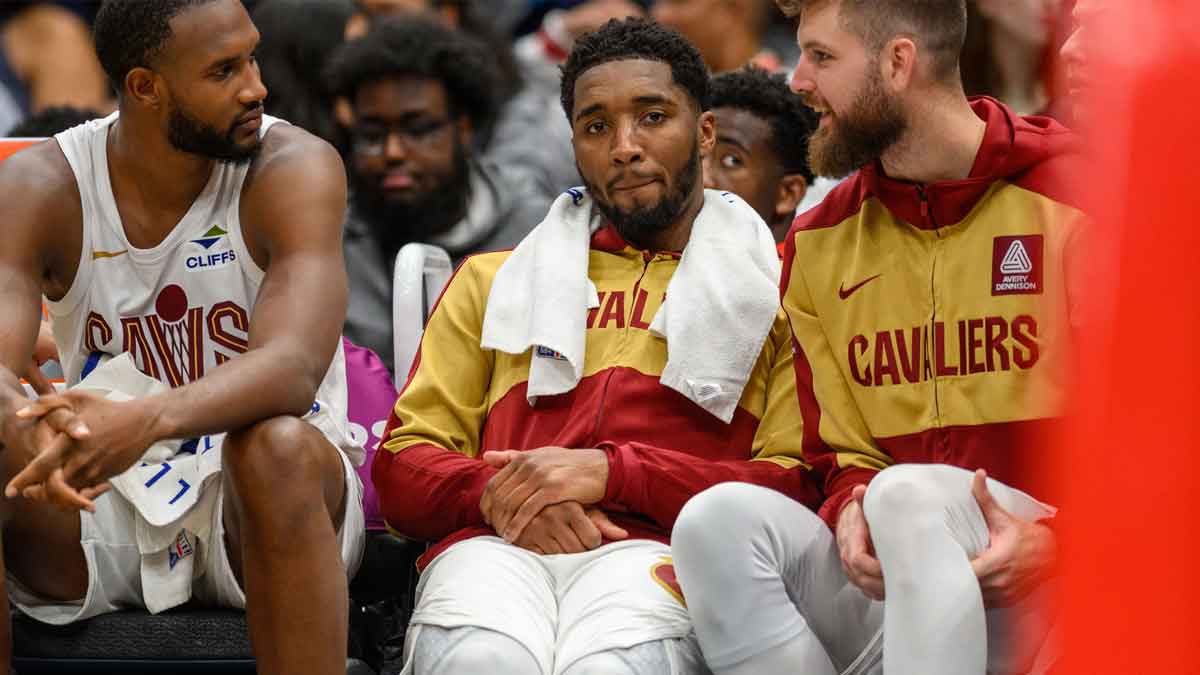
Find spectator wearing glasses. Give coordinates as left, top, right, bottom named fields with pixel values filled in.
left=326, top=15, right=551, bottom=375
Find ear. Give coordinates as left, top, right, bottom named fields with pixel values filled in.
left=440, top=5, right=461, bottom=28
left=774, top=174, right=808, bottom=222
left=456, top=114, right=473, bottom=146
left=125, top=67, right=163, bottom=109
left=879, top=36, right=918, bottom=93
left=697, top=110, right=716, bottom=157
left=334, top=97, right=354, bottom=128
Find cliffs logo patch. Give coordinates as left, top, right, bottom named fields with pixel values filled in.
left=187, top=225, right=236, bottom=272
left=992, top=235, right=1043, bottom=295
left=191, top=225, right=228, bottom=250
left=168, top=530, right=194, bottom=571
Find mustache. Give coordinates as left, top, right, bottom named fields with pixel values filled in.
left=605, top=170, right=658, bottom=192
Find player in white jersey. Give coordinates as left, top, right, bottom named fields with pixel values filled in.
left=0, top=1, right=364, bottom=673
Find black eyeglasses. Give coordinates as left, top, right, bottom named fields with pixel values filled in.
left=352, top=117, right=454, bottom=156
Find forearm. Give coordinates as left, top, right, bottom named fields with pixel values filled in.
left=372, top=443, right=499, bottom=541
left=818, top=466, right=879, bottom=531
left=141, top=346, right=328, bottom=442
left=598, top=441, right=822, bottom=531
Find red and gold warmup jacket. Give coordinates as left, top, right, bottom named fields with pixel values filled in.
left=376, top=226, right=821, bottom=568
left=783, top=97, right=1085, bottom=530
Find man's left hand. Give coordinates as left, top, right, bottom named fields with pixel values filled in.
left=969, top=469, right=1057, bottom=608
left=479, top=446, right=610, bottom=543
left=6, top=391, right=160, bottom=510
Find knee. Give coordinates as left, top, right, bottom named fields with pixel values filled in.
left=673, top=482, right=764, bottom=556
left=414, top=627, right=538, bottom=674
left=862, top=464, right=954, bottom=535
left=225, top=416, right=321, bottom=481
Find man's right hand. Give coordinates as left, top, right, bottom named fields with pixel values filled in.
left=0, top=391, right=93, bottom=512
left=511, top=501, right=628, bottom=555
left=837, top=484, right=885, bottom=600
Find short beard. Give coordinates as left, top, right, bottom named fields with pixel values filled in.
left=808, top=68, right=907, bottom=178
left=349, top=139, right=471, bottom=255
left=167, top=103, right=260, bottom=164
left=583, top=142, right=700, bottom=250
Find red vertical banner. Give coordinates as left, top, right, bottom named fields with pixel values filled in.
left=1059, top=2, right=1200, bottom=672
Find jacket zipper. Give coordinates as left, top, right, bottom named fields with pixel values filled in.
left=918, top=185, right=944, bottom=428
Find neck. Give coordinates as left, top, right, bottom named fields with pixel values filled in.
left=109, top=112, right=214, bottom=222
left=880, top=89, right=987, bottom=184
left=709, top=29, right=760, bottom=73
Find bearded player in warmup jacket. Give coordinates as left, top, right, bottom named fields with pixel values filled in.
left=0, top=1, right=365, bottom=673
left=672, top=1, right=1084, bottom=674
left=373, top=18, right=821, bottom=675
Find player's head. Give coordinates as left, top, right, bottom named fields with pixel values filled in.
left=777, top=0, right=967, bottom=177
left=561, top=18, right=715, bottom=249
left=1060, top=0, right=1104, bottom=126
left=325, top=15, right=500, bottom=236
left=652, top=0, right=773, bottom=72
left=704, top=66, right=816, bottom=237
left=94, top=0, right=267, bottom=163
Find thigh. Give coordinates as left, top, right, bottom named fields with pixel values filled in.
left=409, top=536, right=557, bottom=674
left=553, top=541, right=694, bottom=674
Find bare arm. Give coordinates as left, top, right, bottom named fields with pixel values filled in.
left=142, top=127, right=349, bottom=439
left=3, top=5, right=112, bottom=114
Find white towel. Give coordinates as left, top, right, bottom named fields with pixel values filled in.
left=480, top=188, right=780, bottom=423
left=481, top=187, right=602, bottom=400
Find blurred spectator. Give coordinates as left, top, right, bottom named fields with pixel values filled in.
left=253, top=0, right=354, bottom=150
left=343, top=0, right=579, bottom=200
left=1059, top=0, right=1096, bottom=127
left=653, top=0, right=782, bottom=72
left=0, top=1, right=112, bottom=134
left=6, top=104, right=99, bottom=137
left=326, top=16, right=551, bottom=374
left=703, top=66, right=815, bottom=245
left=961, top=0, right=1070, bottom=116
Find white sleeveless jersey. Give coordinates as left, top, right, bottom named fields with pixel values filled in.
left=46, top=113, right=361, bottom=465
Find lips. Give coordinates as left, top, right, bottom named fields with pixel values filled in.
left=382, top=171, right=415, bottom=190
left=235, top=109, right=263, bottom=133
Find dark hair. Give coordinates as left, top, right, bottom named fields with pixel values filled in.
left=775, top=0, right=967, bottom=81
left=324, top=15, right=502, bottom=137
left=93, top=0, right=217, bottom=94
left=253, top=0, right=353, bottom=148
left=560, top=17, right=710, bottom=122
left=710, top=66, right=816, bottom=183
left=7, top=106, right=102, bottom=138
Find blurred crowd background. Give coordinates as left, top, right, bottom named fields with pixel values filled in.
left=1, top=0, right=1079, bottom=374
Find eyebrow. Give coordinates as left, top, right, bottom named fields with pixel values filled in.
left=716, top=134, right=750, bottom=152
left=575, top=103, right=604, bottom=122
left=800, top=40, right=835, bottom=53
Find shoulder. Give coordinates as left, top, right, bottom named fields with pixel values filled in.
left=789, top=172, right=871, bottom=236
left=0, top=139, right=81, bottom=227
left=243, top=123, right=346, bottom=198
left=1008, top=115, right=1086, bottom=212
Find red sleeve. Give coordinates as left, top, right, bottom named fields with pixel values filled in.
left=371, top=441, right=499, bottom=541
left=596, top=440, right=822, bottom=532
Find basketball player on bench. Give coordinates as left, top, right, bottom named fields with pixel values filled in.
left=0, top=2, right=364, bottom=674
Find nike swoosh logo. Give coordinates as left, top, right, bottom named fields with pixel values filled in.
left=92, top=249, right=128, bottom=260
left=838, top=274, right=881, bottom=300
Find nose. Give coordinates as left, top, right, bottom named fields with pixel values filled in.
left=1059, top=27, right=1084, bottom=70
left=610, top=120, right=643, bottom=166
left=383, top=132, right=407, bottom=162
left=789, top=58, right=816, bottom=95
left=240, top=61, right=268, bottom=107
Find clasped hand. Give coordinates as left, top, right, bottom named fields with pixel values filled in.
left=2, top=390, right=157, bottom=512
left=479, top=446, right=625, bottom=554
